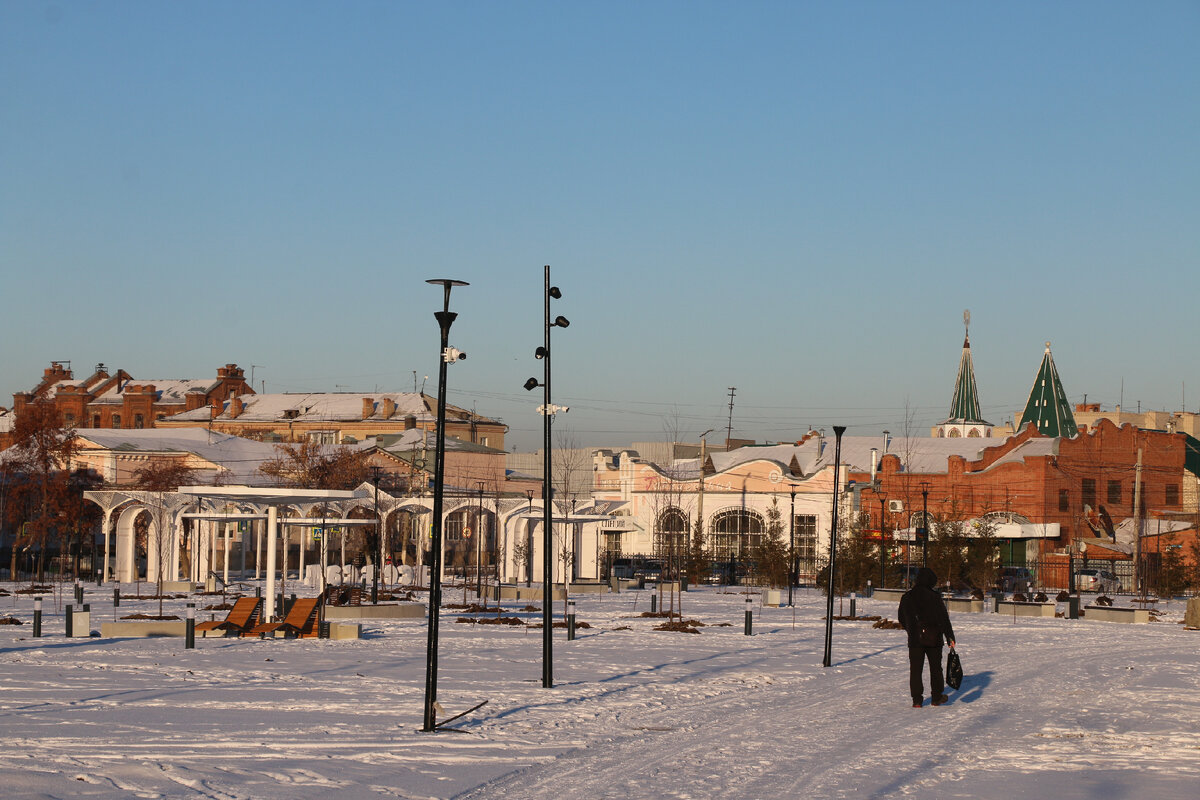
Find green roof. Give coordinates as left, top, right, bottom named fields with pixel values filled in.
left=1018, top=343, right=1078, bottom=438
left=942, top=336, right=990, bottom=425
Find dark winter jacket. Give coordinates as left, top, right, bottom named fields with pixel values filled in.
left=898, top=567, right=956, bottom=648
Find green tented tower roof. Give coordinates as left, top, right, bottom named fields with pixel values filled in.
left=1019, top=342, right=1078, bottom=438
left=942, top=335, right=991, bottom=426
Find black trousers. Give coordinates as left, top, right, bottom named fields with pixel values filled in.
left=909, top=644, right=944, bottom=701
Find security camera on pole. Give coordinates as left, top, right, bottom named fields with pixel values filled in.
left=524, top=265, right=569, bottom=690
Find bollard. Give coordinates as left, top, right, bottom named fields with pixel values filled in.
left=1068, top=595, right=1080, bottom=620
left=319, top=620, right=331, bottom=639
left=567, top=600, right=576, bottom=641
left=185, top=603, right=195, bottom=649
left=850, top=592, right=857, bottom=619
left=744, top=597, right=753, bottom=636
left=650, top=594, right=657, bottom=614
left=66, top=604, right=74, bottom=638
left=75, top=582, right=84, bottom=605
left=993, top=593, right=1000, bottom=613
left=255, top=585, right=262, bottom=599
left=33, top=597, right=42, bottom=638
left=113, top=587, right=120, bottom=608
left=866, top=580, right=873, bottom=599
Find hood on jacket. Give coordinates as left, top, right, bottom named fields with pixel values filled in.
left=916, top=567, right=938, bottom=589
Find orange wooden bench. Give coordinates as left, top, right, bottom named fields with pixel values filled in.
left=195, top=596, right=262, bottom=636
left=244, top=597, right=321, bottom=639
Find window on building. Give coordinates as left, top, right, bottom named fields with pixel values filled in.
left=653, top=508, right=689, bottom=558
left=1166, top=484, right=1180, bottom=507
left=1081, top=478, right=1096, bottom=508
left=710, top=508, right=764, bottom=561
left=1107, top=479, right=1121, bottom=505
left=134, top=413, right=145, bottom=429
left=111, top=414, right=122, bottom=429
left=1059, top=489, right=1069, bottom=512
left=794, top=515, right=818, bottom=574
left=92, top=413, right=101, bottom=428
left=307, top=430, right=337, bottom=444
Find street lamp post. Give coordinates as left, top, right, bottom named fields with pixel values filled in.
left=524, top=265, right=569, bottom=689
left=822, top=425, right=846, bottom=668
left=919, top=482, right=931, bottom=569
left=421, top=278, right=468, bottom=733
left=524, top=489, right=534, bottom=587
left=788, top=488, right=796, bottom=607
left=878, top=494, right=888, bottom=589
left=475, top=481, right=485, bottom=599
left=369, top=466, right=383, bottom=605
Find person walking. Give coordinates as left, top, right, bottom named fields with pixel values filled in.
left=898, top=566, right=956, bottom=708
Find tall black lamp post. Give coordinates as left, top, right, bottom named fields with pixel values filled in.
left=369, top=465, right=383, bottom=604
left=475, top=481, right=485, bottom=598
left=919, top=482, right=931, bottom=568
left=788, top=488, right=797, bottom=607
left=524, top=264, right=568, bottom=689
left=878, top=494, right=888, bottom=590
left=421, top=278, right=468, bottom=733
left=822, top=425, right=846, bottom=668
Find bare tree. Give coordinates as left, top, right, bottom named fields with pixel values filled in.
left=132, top=459, right=196, bottom=616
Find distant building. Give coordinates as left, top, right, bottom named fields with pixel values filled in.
left=157, top=391, right=507, bottom=451
left=4, top=361, right=253, bottom=447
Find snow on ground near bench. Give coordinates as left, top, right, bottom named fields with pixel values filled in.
left=1, top=585, right=1197, bottom=799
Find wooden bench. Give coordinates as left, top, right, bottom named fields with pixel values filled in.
left=195, top=597, right=262, bottom=636
left=244, top=597, right=321, bottom=638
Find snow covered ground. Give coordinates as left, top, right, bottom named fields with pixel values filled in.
left=1, top=582, right=1198, bottom=800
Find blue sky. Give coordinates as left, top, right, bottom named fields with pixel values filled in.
left=2, top=1, right=1197, bottom=452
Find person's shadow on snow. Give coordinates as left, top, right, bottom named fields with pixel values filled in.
left=951, top=669, right=992, bottom=704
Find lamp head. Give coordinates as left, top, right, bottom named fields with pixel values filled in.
left=553, top=315, right=570, bottom=328
left=548, top=286, right=562, bottom=299
left=524, top=377, right=541, bottom=392
left=534, top=346, right=547, bottom=359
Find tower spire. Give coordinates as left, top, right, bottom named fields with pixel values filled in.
left=936, top=310, right=992, bottom=438
left=1018, top=341, right=1078, bottom=438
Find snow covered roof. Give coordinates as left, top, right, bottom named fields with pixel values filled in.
left=0, top=407, right=12, bottom=434
left=167, top=392, right=498, bottom=425
left=74, top=428, right=283, bottom=484
left=678, top=435, right=1002, bottom=479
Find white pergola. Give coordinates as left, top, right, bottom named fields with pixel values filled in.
left=176, top=485, right=366, bottom=621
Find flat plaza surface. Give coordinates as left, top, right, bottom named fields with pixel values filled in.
left=1, top=583, right=1197, bottom=799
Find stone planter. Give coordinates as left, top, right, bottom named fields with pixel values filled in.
left=996, top=601, right=1056, bottom=618
left=1084, top=605, right=1149, bottom=624
left=323, top=603, right=425, bottom=620
left=102, top=620, right=188, bottom=637
left=873, top=588, right=907, bottom=603
left=944, top=598, right=984, bottom=613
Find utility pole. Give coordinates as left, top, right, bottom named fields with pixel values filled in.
left=1133, top=446, right=1144, bottom=597
left=725, top=387, right=736, bottom=446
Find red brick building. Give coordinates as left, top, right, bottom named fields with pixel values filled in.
left=858, top=419, right=1195, bottom=559
left=5, top=362, right=253, bottom=446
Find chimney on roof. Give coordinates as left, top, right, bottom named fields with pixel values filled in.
left=382, top=398, right=397, bottom=419
left=362, top=397, right=375, bottom=420
left=229, top=396, right=244, bottom=419
left=210, top=400, right=220, bottom=420
left=870, top=448, right=878, bottom=483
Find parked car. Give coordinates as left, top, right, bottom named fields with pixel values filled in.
left=1074, top=568, right=1121, bottom=593
left=997, top=567, right=1034, bottom=592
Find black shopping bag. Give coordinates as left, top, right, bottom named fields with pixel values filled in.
left=946, top=648, right=963, bottom=690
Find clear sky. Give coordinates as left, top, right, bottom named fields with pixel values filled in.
left=2, top=1, right=1197, bottom=452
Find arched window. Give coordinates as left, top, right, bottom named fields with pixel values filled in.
left=710, top=508, right=764, bottom=561
left=111, top=414, right=122, bottom=429
left=654, top=507, right=689, bottom=558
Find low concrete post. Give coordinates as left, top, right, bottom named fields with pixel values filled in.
left=1068, top=596, right=1080, bottom=620
left=650, top=594, right=657, bottom=614
left=567, top=600, right=576, bottom=641
left=744, top=597, right=753, bottom=636
left=849, top=592, right=857, bottom=618
left=65, top=604, right=74, bottom=638
left=113, top=587, right=120, bottom=608
left=33, top=597, right=42, bottom=638
left=185, top=603, right=195, bottom=649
